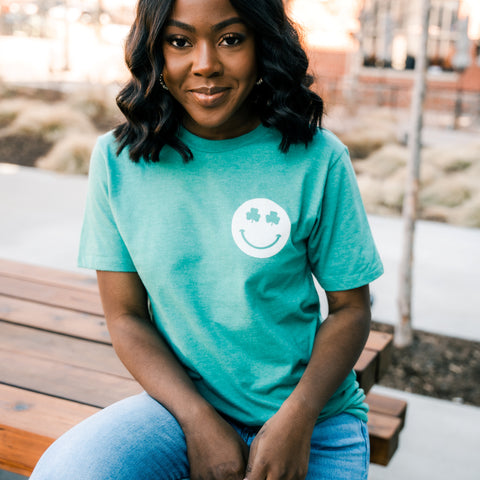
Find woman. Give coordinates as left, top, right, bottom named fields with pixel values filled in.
left=31, top=0, right=383, bottom=479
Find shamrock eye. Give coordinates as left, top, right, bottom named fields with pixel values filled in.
left=266, top=211, right=280, bottom=225
left=246, top=208, right=260, bottom=222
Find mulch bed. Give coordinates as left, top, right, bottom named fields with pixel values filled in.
left=2, top=85, right=479, bottom=408
left=0, top=86, right=62, bottom=167
left=372, top=321, right=480, bottom=407
left=0, top=134, right=52, bottom=167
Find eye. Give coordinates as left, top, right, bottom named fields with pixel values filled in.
left=166, top=35, right=191, bottom=48
left=220, top=33, right=245, bottom=47
left=266, top=211, right=280, bottom=225
left=246, top=208, right=260, bottom=222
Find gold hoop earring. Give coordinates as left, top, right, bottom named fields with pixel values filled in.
left=159, top=74, right=169, bottom=91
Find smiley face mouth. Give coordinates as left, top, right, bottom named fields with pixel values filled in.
left=240, top=230, right=281, bottom=250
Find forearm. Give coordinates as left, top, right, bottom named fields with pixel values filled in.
left=108, top=313, right=215, bottom=429
left=282, top=286, right=371, bottom=426
left=97, top=271, right=248, bottom=480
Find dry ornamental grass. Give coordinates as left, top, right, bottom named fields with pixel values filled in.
left=0, top=84, right=118, bottom=173
left=334, top=109, right=480, bottom=229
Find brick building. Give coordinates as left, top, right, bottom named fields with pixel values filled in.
left=290, top=0, right=480, bottom=118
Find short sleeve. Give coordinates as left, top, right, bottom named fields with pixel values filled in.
left=307, top=148, right=383, bottom=291
left=77, top=138, right=136, bottom=272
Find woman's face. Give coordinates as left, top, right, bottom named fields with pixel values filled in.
left=162, top=0, right=259, bottom=140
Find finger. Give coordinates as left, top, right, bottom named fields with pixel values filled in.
left=244, top=450, right=267, bottom=480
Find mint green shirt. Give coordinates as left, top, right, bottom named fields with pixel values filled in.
left=78, top=125, right=383, bottom=425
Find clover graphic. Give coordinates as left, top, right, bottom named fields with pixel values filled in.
left=246, top=207, right=261, bottom=222
left=266, top=211, right=280, bottom=225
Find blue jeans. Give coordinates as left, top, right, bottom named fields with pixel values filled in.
left=30, top=393, right=369, bottom=480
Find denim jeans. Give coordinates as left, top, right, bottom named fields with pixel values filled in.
left=30, top=393, right=369, bottom=480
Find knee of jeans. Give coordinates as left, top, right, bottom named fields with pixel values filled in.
left=31, top=393, right=190, bottom=480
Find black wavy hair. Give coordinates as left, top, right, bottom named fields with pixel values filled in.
left=114, top=0, right=324, bottom=162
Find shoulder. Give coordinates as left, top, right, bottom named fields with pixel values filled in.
left=309, top=128, right=349, bottom=160
left=87, top=131, right=139, bottom=191
left=89, top=130, right=137, bottom=174
left=283, top=127, right=349, bottom=171
left=92, top=130, right=120, bottom=159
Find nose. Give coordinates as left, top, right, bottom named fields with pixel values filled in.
left=192, top=42, right=222, bottom=77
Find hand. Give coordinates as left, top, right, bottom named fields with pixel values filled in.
left=183, top=408, right=249, bottom=480
left=245, top=404, right=314, bottom=480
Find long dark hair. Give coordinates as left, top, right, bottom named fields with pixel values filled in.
left=114, top=0, right=324, bottom=162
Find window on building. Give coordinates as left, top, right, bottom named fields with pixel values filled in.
left=361, top=0, right=462, bottom=72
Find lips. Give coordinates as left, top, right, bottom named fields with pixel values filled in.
left=189, top=86, right=229, bottom=107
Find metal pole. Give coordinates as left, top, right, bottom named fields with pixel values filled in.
left=395, top=0, right=430, bottom=348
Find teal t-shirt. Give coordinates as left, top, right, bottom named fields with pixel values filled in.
left=78, top=124, right=383, bottom=425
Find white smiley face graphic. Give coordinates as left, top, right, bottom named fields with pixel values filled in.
left=231, top=198, right=291, bottom=258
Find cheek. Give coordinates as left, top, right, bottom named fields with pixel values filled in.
left=162, top=56, right=187, bottom=85
left=226, top=45, right=257, bottom=82
left=241, top=53, right=257, bottom=81
left=163, top=65, right=179, bottom=84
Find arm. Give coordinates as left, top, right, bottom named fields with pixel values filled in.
left=97, top=270, right=248, bottom=480
left=245, top=285, right=371, bottom=480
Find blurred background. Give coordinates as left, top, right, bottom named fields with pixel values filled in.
left=0, top=1, right=479, bottom=479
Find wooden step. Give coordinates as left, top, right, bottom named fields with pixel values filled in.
left=354, top=349, right=377, bottom=393
left=367, top=411, right=402, bottom=466
left=366, top=392, right=408, bottom=465
left=367, top=392, right=408, bottom=430
left=365, top=330, right=393, bottom=379
left=354, top=330, right=394, bottom=393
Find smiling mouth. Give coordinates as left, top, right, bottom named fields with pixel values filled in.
left=191, top=86, right=228, bottom=95
left=189, top=86, right=230, bottom=107
left=240, top=230, right=281, bottom=250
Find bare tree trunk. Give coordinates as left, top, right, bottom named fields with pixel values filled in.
left=396, top=0, right=430, bottom=348
left=63, top=0, right=70, bottom=71
left=95, top=0, right=104, bottom=39
left=345, top=0, right=366, bottom=113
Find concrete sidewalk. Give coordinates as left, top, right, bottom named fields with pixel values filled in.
left=369, top=214, right=480, bottom=342
left=369, top=386, right=480, bottom=479
left=1, top=164, right=479, bottom=479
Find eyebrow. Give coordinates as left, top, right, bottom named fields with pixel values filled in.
left=166, top=17, right=245, bottom=33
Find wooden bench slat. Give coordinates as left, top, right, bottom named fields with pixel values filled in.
left=366, top=392, right=407, bottom=430
left=0, top=425, right=53, bottom=477
left=367, top=411, right=402, bottom=466
left=0, top=275, right=103, bottom=316
left=0, top=258, right=98, bottom=293
left=0, top=321, right=124, bottom=377
left=0, top=349, right=142, bottom=408
left=0, top=294, right=110, bottom=343
left=0, top=384, right=99, bottom=476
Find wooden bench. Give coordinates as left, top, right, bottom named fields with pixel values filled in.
left=0, top=258, right=406, bottom=475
